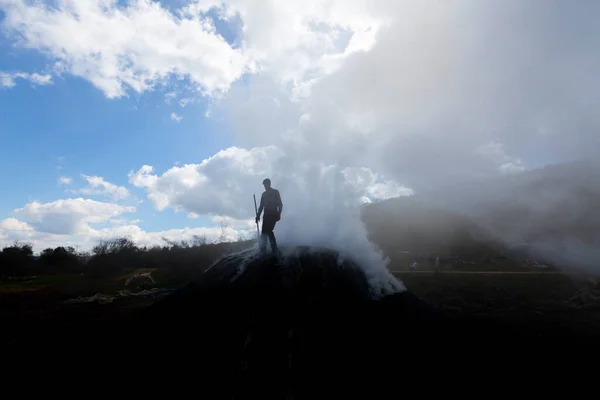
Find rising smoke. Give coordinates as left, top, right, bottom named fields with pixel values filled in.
left=265, top=155, right=407, bottom=297
left=420, top=158, right=600, bottom=271
left=213, top=0, right=600, bottom=274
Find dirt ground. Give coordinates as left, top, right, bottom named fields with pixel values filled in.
left=3, top=268, right=599, bottom=350
left=2, top=255, right=599, bottom=397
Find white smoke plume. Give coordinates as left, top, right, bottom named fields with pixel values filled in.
left=265, top=155, right=407, bottom=297
left=212, top=0, right=600, bottom=275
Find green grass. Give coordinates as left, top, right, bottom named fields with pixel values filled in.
left=394, top=272, right=581, bottom=315
left=0, top=274, right=81, bottom=293
left=0, top=265, right=192, bottom=299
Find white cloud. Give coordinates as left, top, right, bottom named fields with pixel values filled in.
left=0, top=217, right=67, bottom=249
left=127, top=146, right=410, bottom=219
left=214, top=0, right=386, bottom=85
left=58, top=176, right=73, bottom=185
left=128, top=146, right=285, bottom=217
left=77, top=175, right=130, bottom=201
left=170, top=112, right=183, bottom=123
left=0, top=0, right=384, bottom=98
left=25, top=72, right=52, bottom=85
left=164, top=91, right=177, bottom=104
left=14, top=198, right=135, bottom=236
left=0, top=217, right=35, bottom=234
left=0, top=0, right=246, bottom=98
left=108, top=218, right=144, bottom=227
left=179, top=97, right=194, bottom=107
left=0, top=208, right=250, bottom=253
left=91, top=224, right=251, bottom=248
left=128, top=165, right=158, bottom=188
left=0, top=70, right=53, bottom=88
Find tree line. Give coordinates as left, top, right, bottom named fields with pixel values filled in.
left=0, top=236, right=252, bottom=279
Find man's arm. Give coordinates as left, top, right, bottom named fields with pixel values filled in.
left=277, top=190, right=283, bottom=214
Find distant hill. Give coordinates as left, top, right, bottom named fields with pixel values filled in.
left=363, top=159, right=600, bottom=271
left=428, top=159, right=600, bottom=269
left=361, top=196, right=514, bottom=268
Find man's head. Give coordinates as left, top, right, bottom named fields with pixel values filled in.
left=263, top=178, right=271, bottom=190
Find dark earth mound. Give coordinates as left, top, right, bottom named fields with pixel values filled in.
left=5, top=246, right=598, bottom=396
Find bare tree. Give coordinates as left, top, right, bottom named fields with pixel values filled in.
left=219, top=220, right=229, bottom=243
left=192, top=234, right=208, bottom=247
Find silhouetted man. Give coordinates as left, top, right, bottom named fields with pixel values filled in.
left=255, top=178, right=283, bottom=254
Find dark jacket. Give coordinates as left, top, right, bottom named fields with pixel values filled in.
left=257, top=188, right=283, bottom=218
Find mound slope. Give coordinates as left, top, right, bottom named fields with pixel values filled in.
left=134, top=246, right=440, bottom=396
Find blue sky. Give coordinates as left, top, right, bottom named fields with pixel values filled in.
left=0, top=49, right=233, bottom=232
left=0, top=0, right=248, bottom=236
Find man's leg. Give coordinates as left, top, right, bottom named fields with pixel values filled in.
left=261, top=216, right=274, bottom=254
left=259, top=232, right=267, bottom=253
left=262, top=216, right=277, bottom=253
left=268, top=231, right=278, bottom=253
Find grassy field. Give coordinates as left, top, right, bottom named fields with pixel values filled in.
left=394, top=271, right=600, bottom=336
left=3, top=265, right=600, bottom=353
left=1, top=269, right=594, bottom=316
left=395, top=271, right=578, bottom=311
left=1, top=268, right=593, bottom=312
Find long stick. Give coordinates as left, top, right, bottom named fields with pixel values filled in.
left=253, top=194, right=260, bottom=241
